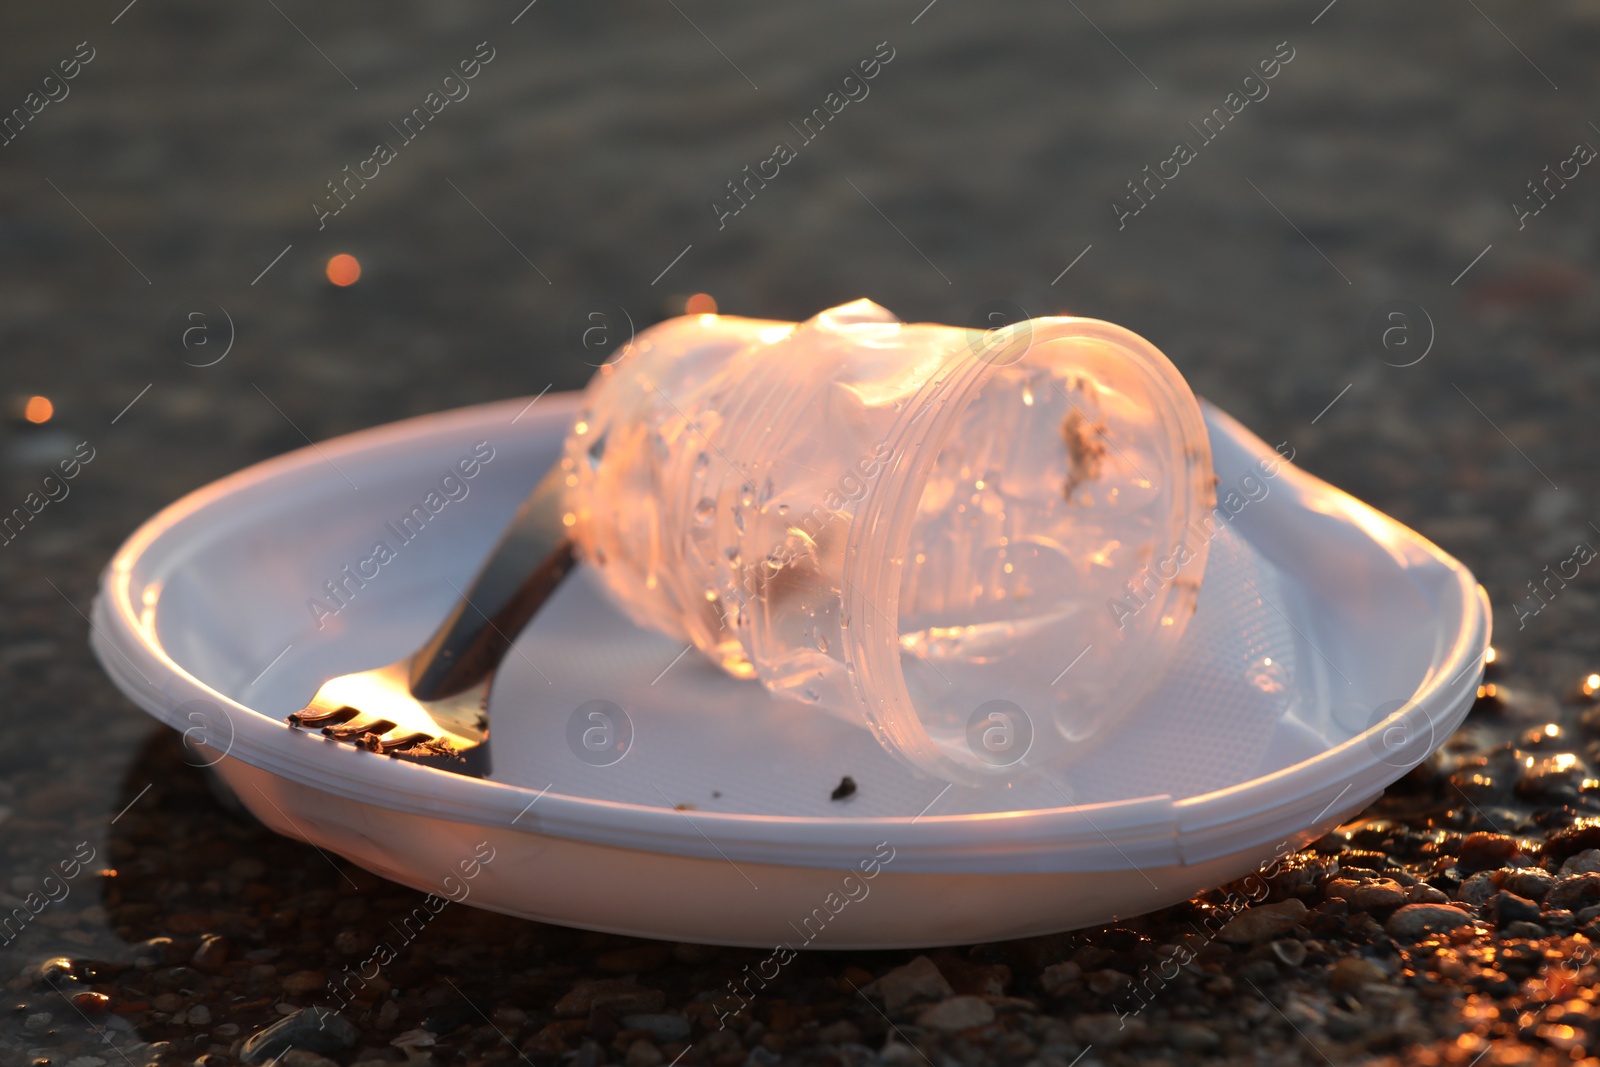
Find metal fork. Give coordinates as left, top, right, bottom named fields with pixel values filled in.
left=286, top=461, right=574, bottom=778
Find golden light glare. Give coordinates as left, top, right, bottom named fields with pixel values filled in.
left=326, top=253, right=362, bottom=287
left=23, top=396, right=53, bottom=424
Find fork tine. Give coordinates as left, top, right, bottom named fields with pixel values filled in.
left=368, top=731, right=438, bottom=754
left=323, top=718, right=397, bottom=741
left=288, top=705, right=360, bottom=728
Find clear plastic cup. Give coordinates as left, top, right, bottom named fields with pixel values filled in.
left=562, top=300, right=1215, bottom=784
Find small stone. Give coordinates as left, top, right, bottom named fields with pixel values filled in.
left=597, top=944, right=671, bottom=974
left=623, top=1040, right=662, bottom=1067
left=282, top=971, right=326, bottom=997
left=1218, top=899, right=1307, bottom=943
left=389, top=1029, right=435, bottom=1048
left=620, top=1013, right=690, bottom=1042
left=553, top=979, right=665, bottom=1017
left=230, top=858, right=267, bottom=880
left=1072, top=1013, right=1143, bottom=1048
left=915, top=996, right=995, bottom=1032
left=1038, top=960, right=1081, bottom=996
left=1166, top=1022, right=1219, bottom=1051
left=36, top=958, right=75, bottom=984
left=192, top=935, right=229, bottom=972
left=153, top=993, right=183, bottom=1013
left=376, top=1000, right=400, bottom=1030
left=1517, top=754, right=1588, bottom=800
left=863, top=956, right=953, bottom=1012
left=1406, top=883, right=1451, bottom=905
left=213, top=1024, right=240, bottom=1039
left=70, top=991, right=110, bottom=1014
left=186, top=1004, right=213, bottom=1027
left=1385, top=903, right=1474, bottom=941
left=817, top=1020, right=860, bottom=1045
left=1562, top=849, right=1600, bottom=876
left=1085, top=969, right=1129, bottom=995
left=133, top=937, right=176, bottom=969
left=1270, top=939, right=1307, bottom=967
left=282, top=1053, right=340, bottom=1067
left=1454, top=870, right=1501, bottom=907
left=23, top=1011, right=51, bottom=1033
left=1503, top=869, right=1555, bottom=900
left=240, top=1008, right=360, bottom=1063
left=1503, top=921, right=1548, bottom=939
left=1547, top=873, right=1600, bottom=911
left=1489, top=891, right=1541, bottom=928
left=332, top=930, right=366, bottom=956
left=670, top=942, right=718, bottom=966
left=1544, top=826, right=1600, bottom=866
left=1459, top=832, right=1519, bottom=871
left=1329, top=957, right=1386, bottom=991
left=491, top=1005, right=527, bottom=1028
left=1347, top=879, right=1407, bottom=912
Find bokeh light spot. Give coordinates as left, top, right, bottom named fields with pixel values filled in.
left=326, top=254, right=362, bottom=287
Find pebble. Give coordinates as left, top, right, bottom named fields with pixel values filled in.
left=491, top=1005, right=528, bottom=1028
left=35, top=957, right=74, bottom=984
left=597, top=944, right=671, bottom=973
left=186, top=1003, right=213, bottom=1026
left=1270, top=939, right=1307, bottom=966
left=389, top=1029, right=436, bottom=1048
left=1561, top=849, right=1600, bottom=876
left=1455, top=870, right=1501, bottom=907
left=621, top=1013, right=691, bottom=1042
left=1503, top=921, right=1548, bottom=939
left=1218, top=899, right=1307, bottom=943
left=1542, top=825, right=1600, bottom=865
left=1072, top=1013, right=1143, bottom=1047
left=1406, top=883, right=1451, bottom=904
left=553, top=979, right=666, bottom=1017
left=192, top=934, right=229, bottom=972
left=915, top=996, right=996, bottom=1032
left=282, top=1053, right=341, bottom=1067
left=1516, top=753, right=1589, bottom=799
left=1546, top=872, right=1600, bottom=911
left=1353, top=879, right=1408, bottom=911
left=1502, top=868, right=1555, bottom=900
left=1037, top=961, right=1081, bottom=996
left=1459, top=832, right=1519, bottom=871
left=1489, top=890, right=1541, bottom=928
left=863, top=956, right=954, bottom=1012
left=132, top=937, right=175, bottom=970
left=1328, top=956, right=1386, bottom=991
left=23, top=1011, right=51, bottom=1034
left=240, top=1008, right=360, bottom=1064
left=817, top=1020, right=861, bottom=1045
left=230, top=858, right=267, bottom=880
left=1385, top=903, right=1474, bottom=941
left=623, top=1040, right=662, bottom=1067
left=281, top=970, right=327, bottom=997
left=1165, top=1022, right=1219, bottom=1051
left=70, top=991, right=109, bottom=1014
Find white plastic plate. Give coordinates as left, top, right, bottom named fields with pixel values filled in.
left=91, top=393, right=1488, bottom=948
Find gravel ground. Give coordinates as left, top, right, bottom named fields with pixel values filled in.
left=4, top=0, right=1600, bottom=1064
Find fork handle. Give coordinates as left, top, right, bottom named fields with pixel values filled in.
left=407, top=460, right=575, bottom=700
